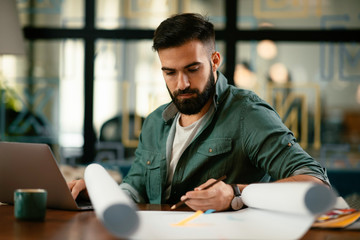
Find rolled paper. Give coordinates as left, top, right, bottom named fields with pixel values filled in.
left=84, top=163, right=139, bottom=238
left=241, top=182, right=337, bottom=216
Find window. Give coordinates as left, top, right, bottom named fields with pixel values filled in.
left=0, top=0, right=359, bottom=173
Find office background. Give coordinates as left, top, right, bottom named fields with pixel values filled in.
left=0, top=0, right=359, bottom=204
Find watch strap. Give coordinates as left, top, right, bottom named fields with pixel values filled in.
left=231, top=184, right=241, bottom=197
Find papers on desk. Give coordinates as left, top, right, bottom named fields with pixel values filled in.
left=312, top=208, right=360, bottom=229
left=85, top=164, right=337, bottom=239
left=241, top=181, right=336, bottom=215
left=132, top=208, right=314, bottom=239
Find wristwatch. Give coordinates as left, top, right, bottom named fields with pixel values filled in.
left=230, top=184, right=243, bottom=210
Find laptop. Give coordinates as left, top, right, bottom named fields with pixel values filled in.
left=0, top=141, right=92, bottom=210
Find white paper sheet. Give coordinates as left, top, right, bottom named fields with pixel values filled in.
left=131, top=182, right=337, bottom=239
left=84, top=163, right=139, bottom=238
left=131, top=209, right=315, bottom=240
left=85, top=164, right=337, bottom=239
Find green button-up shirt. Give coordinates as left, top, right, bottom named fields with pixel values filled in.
left=121, top=72, right=329, bottom=204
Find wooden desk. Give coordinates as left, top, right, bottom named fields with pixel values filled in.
left=1, top=204, right=359, bottom=240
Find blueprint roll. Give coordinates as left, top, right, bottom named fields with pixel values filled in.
left=84, top=163, right=139, bottom=238
left=241, top=182, right=336, bottom=216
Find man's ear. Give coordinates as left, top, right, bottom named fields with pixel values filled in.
left=211, top=51, right=221, bottom=72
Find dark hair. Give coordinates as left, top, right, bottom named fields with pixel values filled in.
left=152, top=13, right=215, bottom=53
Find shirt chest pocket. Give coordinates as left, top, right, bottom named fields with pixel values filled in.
left=141, top=150, right=165, bottom=203
left=197, top=138, right=232, bottom=156
left=194, top=138, right=233, bottom=179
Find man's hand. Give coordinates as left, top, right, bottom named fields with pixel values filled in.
left=181, top=179, right=234, bottom=212
left=179, top=175, right=326, bottom=212
left=67, top=179, right=89, bottom=200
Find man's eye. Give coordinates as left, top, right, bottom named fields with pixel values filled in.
left=165, top=71, right=175, bottom=76
left=188, top=68, right=199, bottom=73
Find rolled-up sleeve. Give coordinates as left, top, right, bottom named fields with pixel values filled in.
left=242, top=101, right=330, bottom=185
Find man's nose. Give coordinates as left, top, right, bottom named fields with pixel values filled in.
left=177, top=72, right=190, bottom=90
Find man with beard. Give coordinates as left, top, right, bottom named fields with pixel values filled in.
left=69, top=13, right=330, bottom=212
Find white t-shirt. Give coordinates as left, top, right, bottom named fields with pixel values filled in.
left=165, top=105, right=214, bottom=199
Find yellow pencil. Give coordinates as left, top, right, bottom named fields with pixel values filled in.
left=171, top=210, right=204, bottom=226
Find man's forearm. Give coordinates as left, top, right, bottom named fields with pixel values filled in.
left=236, top=174, right=328, bottom=192
left=275, top=174, right=328, bottom=186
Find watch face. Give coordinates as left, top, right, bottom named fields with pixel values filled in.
left=231, top=197, right=244, bottom=210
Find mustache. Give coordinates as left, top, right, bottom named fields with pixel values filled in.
left=173, top=88, right=199, bottom=96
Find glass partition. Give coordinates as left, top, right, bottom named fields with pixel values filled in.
left=236, top=41, right=360, bottom=170
left=96, top=0, right=225, bottom=29
left=18, top=0, right=84, bottom=28
left=0, top=40, right=84, bottom=162
left=237, top=0, right=360, bottom=29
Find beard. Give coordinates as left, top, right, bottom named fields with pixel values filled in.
left=167, top=67, right=216, bottom=115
